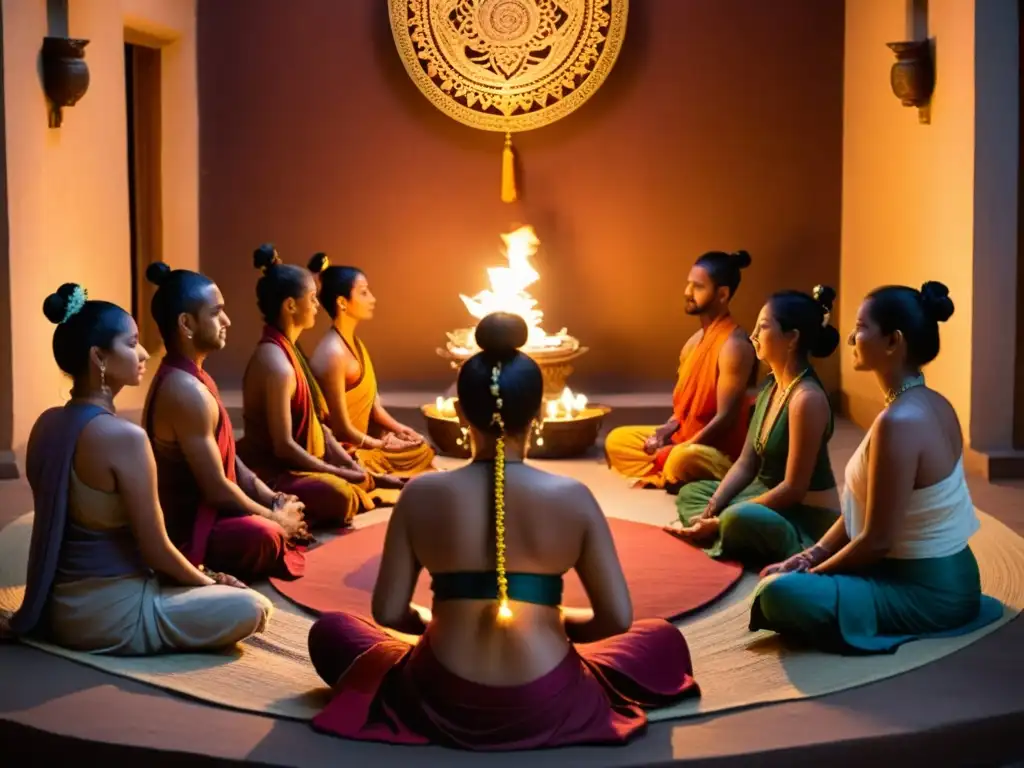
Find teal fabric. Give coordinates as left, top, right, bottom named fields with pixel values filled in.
left=430, top=571, right=563, bottom=607
left=675, top=478, right=837, bottom=565
left=748, top=546, right=1005, bottom=654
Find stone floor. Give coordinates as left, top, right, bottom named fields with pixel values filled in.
left=1, top=404, right=1023, bottom=766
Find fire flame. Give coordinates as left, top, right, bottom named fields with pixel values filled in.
left=435, top=387, right=588, bottom=423
left=438, top=225, right=592, bottom=429
left=459, top=225, right=569, bottom=350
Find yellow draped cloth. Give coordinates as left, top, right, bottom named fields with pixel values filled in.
left=342, top=335, right=436, bottom=504
left=605, top=316, right=747, bottom=489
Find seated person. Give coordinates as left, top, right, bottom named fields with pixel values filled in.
left=752, top=283, right=1002, bottom=653
left=605, top=250, right=757, bottom=489
left=237, top=245, right=403, bottom=529
left=305, top=313, right=699, bottom=751
left=667, top=286, right=841, bottom=569
left=3, top=284, right=270, bottom=654
left=142, top=262, right=307, bottom=583
left=307, top=253, right=435, bottom=505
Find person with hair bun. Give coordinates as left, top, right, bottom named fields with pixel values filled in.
left=306, top=312, right=699, bottom=750
left=605, top=250, right=758, bottom=490
left=751, top=282, right=1004, bottom=653
left=306, top=254, right=435, bottom=502
left=142, top=262, right=307, bottom=584
left=668, top=285, right=842, bottom=569
left=2, top=284, right=271, bottom=654
left=237, top=245, right=401, bottom=530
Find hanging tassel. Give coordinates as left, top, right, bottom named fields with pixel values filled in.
left=501, top=132, right=517, bottom=203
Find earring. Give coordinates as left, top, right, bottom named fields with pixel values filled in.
left=186, top=332, right=193, bottom=340
left=99, top=360, right=110, bottom=395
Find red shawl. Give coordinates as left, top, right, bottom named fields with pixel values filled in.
left=147, top=353, right=237, bottom=566
left=259, top=325, right=328, bottom=459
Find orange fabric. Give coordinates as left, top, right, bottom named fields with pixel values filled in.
left=657, top=315, right=748, bottom=466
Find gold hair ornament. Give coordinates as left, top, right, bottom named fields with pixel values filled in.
left=490, top=362, right=511, bottom=622
left=812, top=284, right=831, bottom=327
left=261, top=248, right=283, bottom=275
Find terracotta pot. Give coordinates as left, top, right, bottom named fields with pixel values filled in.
left=41, top=37, right=91, bottom=127
left=887, top=40, right=934, bottom=108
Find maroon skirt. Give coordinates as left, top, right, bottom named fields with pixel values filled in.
left=308, top=612, right=699, bottom=751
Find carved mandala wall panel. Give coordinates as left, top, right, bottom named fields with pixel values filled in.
left=388, top=0, right=630, bottom=133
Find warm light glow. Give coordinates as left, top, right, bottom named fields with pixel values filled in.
left=435, top=226, right=594, bottom=428
left=454, top=225, right=574, bottom=353
left=545, top=387, right=588, bottom=421
left=436, top=396, right=458, bottom=418
left=497, top=600, right=513, bottom=621
left=434, top=388, right=588, bottom=424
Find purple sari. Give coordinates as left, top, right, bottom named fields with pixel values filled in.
left=10, top=403, right=145, bottom=637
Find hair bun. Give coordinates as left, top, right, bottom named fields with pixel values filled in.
left=475, top=312, right=528, bottom=359
left=812, top=284, right=836, bottom=312
left=729, top=250, right=752, bottom=270
left=145, top=261, right=172, bottom=287
left=919, top=281, right=954, bottom=322
left=253, top=243, right=280, bottom=272
left=307, top=252, right=329, bottom=274
left=42, top=282, right=82, bottom=325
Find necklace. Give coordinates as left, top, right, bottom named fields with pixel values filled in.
left=754, top=368, right=809, bottom=454
left=884, top=374, right=925, bottom=406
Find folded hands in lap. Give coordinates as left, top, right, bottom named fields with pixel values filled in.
left=760, top=545, right=829, bottom=578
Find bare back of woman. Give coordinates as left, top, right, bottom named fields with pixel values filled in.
left=306, top=312, right=698, bottom=750
left=399, top=461, right=628, bottom=685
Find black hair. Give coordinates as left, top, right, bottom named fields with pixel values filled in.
left=308, top=253, right=364, bottom=320
left=457, top=313, right=543, bottom=436
left=768, top=284, right=839, bottom=359
left=42, top=283, right=132, bottom=379
left=253, top=244, right=313, bottom=325
left=866, top=281, right=954, bottom=368
left=145, top=262, right=216, bottom=348
left=694, top=250, right=752, bottom=298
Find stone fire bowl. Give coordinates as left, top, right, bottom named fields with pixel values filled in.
left=421, top=402, right=612, bottom=460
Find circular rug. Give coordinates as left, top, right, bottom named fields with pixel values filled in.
left=270, top=517, right=744, bottom=621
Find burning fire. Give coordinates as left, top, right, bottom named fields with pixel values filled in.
left=435, top=387, right=589, bottom=423
left=452, top=225, right=577, bottom=354
left=439, top=225, right=591, bottom=430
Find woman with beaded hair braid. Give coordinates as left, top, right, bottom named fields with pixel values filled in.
left=306, top=312, right=700, bottom=750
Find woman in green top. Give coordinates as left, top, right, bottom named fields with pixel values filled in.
left=665, top=285, right=842, bottom=569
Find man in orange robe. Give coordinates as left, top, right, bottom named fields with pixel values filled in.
left=605, top=250, right=758, bottom=490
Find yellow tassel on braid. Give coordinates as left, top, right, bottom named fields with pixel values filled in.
left=493, top=413, right=512, bottom=622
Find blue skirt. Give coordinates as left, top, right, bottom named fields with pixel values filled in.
left=749, top=545, right=1005, bottom=654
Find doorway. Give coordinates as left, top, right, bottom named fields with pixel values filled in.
left=124, top=41, right=162, bottom=351
left=1016, top=3, right=1024, bottom=449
